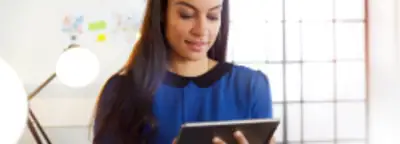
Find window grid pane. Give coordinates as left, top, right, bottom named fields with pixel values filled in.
left=228, top=0, right=367, bottom=143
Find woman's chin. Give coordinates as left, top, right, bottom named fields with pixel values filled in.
left=182, top=53, right=209, bottom=61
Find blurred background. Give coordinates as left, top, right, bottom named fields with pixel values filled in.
left=0, top=0, right=399, bottom=143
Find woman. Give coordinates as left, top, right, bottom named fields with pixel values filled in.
left=92, top=0, right=274, bottom=143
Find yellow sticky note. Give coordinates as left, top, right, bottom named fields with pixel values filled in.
left=97, top=33, right=106, bottom=42
left=88, top=20, right=107, bottom=31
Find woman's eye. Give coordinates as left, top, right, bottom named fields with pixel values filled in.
left=208, top=15, right=219, bottom=21
left=180, top=13, right=193, bottom=19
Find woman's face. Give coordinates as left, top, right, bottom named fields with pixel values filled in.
left=165, top=0, right=223, bottom=61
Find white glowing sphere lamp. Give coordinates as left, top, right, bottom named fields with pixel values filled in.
left=0, top=58, right=28, bottom=144
left=56, top=47, right=100, bottom=88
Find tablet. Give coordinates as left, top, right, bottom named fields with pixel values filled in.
left=176, top=118, right=280, bottom=144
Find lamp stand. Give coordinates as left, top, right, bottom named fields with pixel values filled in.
left=27, top=108, right=52, bottom=144
left=27, top=73, right=56, bottom=144
left=26, top=44, right=77, bottom=144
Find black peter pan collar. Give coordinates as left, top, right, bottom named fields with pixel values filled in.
left=163, top=62, right=233, bottom=88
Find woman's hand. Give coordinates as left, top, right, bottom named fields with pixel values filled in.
left=173, top=130, right=275, bottom=144
left=172, top=131, right=247, bottom=144
left=212, top=131, right=248, bottom=144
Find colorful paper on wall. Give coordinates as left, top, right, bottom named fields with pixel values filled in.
left=96, top=33, right=107, bottom=42
left=112, top=13, right=137, bottom=33
left=61, top=15, right=84, bottom=34
left=88, top=20, right=107, bottom=31
left=111, top=12, right=142, bottom=44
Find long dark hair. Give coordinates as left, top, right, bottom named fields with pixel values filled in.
left=92, top=0, right=230, bottom=143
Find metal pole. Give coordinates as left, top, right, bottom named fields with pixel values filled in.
left=29, top=108, right=52, bottom=144
left=27, top=117, right=43, bottom=144
left=26, top=44, right=79, bottom=143
left=26, top=73, right=57, bottom=144
left=28, top=73, right=56, bottom=100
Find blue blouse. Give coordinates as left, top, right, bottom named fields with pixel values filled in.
left=95, top=62, right=273, bottom=144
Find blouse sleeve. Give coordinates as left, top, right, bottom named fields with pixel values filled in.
left=250, top=71, right=274, bottom=119
left=93, top=74, right=122, bottom=144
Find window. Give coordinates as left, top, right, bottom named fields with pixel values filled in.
left=228, top=0, right=368, bottom=143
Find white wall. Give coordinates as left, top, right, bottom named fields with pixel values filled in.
left=368, top=0, right=400, bottom=144
left=0, top=0, right=145, bottom=143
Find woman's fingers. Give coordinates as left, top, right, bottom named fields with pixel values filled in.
left=176, top=131, right=248, bottom=144
left=234, top=131, right=249, bottom=144
left=212, top=137, right=226, bottom=144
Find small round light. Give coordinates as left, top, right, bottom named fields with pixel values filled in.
left=0, top=58, right=28, bottom=144
left=56, top=48, right=100, bottom=88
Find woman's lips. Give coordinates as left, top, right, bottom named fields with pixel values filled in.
left=185, top=40, right=207, bottom=52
